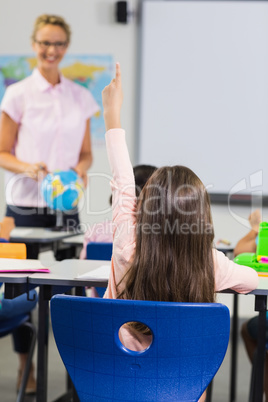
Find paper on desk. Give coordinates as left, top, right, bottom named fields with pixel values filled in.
left=76, top=265, right=110, bottom=280
left=11, top=228, right=33, bottom=236
left=0, top=259, right=50, bottom=273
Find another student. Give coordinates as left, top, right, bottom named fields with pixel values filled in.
left=102, top=63, right=259, bottom=402
left=80, top=164, right=157, bottom=259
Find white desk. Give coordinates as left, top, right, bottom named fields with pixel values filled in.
left=30, top=259, right=109, bottom=287
left=10, top=227, right=81, bottom=243
left=216, top=244, right=235, bottom=255
left=10, top=227, right=82, bottom=259
left=62, top=234, right=84, bottom=246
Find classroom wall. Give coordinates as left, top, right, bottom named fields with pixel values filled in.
left=0, top=0, right=265, bottom=318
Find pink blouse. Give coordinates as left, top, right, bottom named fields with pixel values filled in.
left=0, top=68, right=99, bottom=207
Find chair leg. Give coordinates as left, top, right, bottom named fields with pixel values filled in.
left=66, top=373, right=80, bottom=402
left=16, top=322, right=37, bottom=402
left=206, top=380, right=213, bottom=402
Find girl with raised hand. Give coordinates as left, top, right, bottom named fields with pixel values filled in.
left=102, top=63, right=258, bottom=401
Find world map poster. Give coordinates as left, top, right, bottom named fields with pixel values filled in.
left=0, top=55, right=114, bottom=145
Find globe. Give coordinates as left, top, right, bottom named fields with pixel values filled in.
left=41, top=170, right=84, bottom=211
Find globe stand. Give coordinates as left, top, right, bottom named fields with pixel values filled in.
left=57, top=210, right=64, bottom=228
left=50, top=210, right=64, bottom=232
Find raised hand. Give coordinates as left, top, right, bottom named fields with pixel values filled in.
left=249, top=209, right=261, bottom=233
left=102, top=62, right=123, bottom=130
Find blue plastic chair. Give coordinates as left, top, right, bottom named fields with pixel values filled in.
left=0, top=314, right=36, bottom=402
left=86, top=242, right=112, bottom=297
left=51, top=295, right=230, bottom=402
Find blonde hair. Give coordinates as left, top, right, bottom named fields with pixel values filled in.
left=31, top=14, right=71, bottom=44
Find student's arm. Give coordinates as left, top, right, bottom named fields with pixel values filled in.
left=233, top=210, right=261, bottom=256
left=74, top=118, right=93, bottom=188
left=214, top=249, right=259, bottom=293
left=105, top=129, right=136, bottom=298
left=233, top=230, right=258, bottom=256
left=102, top=63, right=123, bottom=131
left=0, top=111, right=48, bottom=179
left=103, top=63, right=137, bottom=298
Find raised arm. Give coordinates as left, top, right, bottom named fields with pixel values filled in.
left=102, top=63, right=136, bottom=298
left=102, top=62, right=123, bottom=131
left=234, top=210, right=261, bottom=256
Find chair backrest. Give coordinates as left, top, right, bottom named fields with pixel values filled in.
left=0, top=243, right=26, bottom=259
left=51, top=295, right=230, bottom=402
left=86, top=242, right=112, bottom=261
left=86, top=242, right=112, bottom=297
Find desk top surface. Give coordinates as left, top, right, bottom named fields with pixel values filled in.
left=0, top=259, right=109, bottom=287
left=29, top=259, right=109, bottom=286
left=250, top=276, right=268, bottom=295
left=1, top=258, right=268, bottom=294
left=10, top=227, right=81, bottom=243
left=62, top=234, right=84, bottom=245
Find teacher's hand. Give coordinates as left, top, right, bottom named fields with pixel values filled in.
left=73, top=166, right=88, bottom=188
left=25, top=162, right=48, bottom=181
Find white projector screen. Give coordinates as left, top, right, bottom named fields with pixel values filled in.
left=138, top=0, right=268, bottom=201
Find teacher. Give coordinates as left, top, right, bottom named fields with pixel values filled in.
left=0, top=14, right=99, bottom=232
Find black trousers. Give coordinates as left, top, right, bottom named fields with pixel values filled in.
left=6, top=205, right=80, bottom=259
left=6, top=205, right=79, bottom=228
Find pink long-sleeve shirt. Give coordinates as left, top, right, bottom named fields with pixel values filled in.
left=104, top=128, right=258, bottom=303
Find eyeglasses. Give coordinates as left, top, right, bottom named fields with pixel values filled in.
left=34, top=40, right=67, bottom=50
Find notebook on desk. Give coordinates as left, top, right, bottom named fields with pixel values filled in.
left=76, top=264, right=110, bottom=280
left=0, top=258, right=50, bottom=273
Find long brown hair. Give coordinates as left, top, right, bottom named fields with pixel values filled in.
left=118, top=165, right=215, bottom=304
